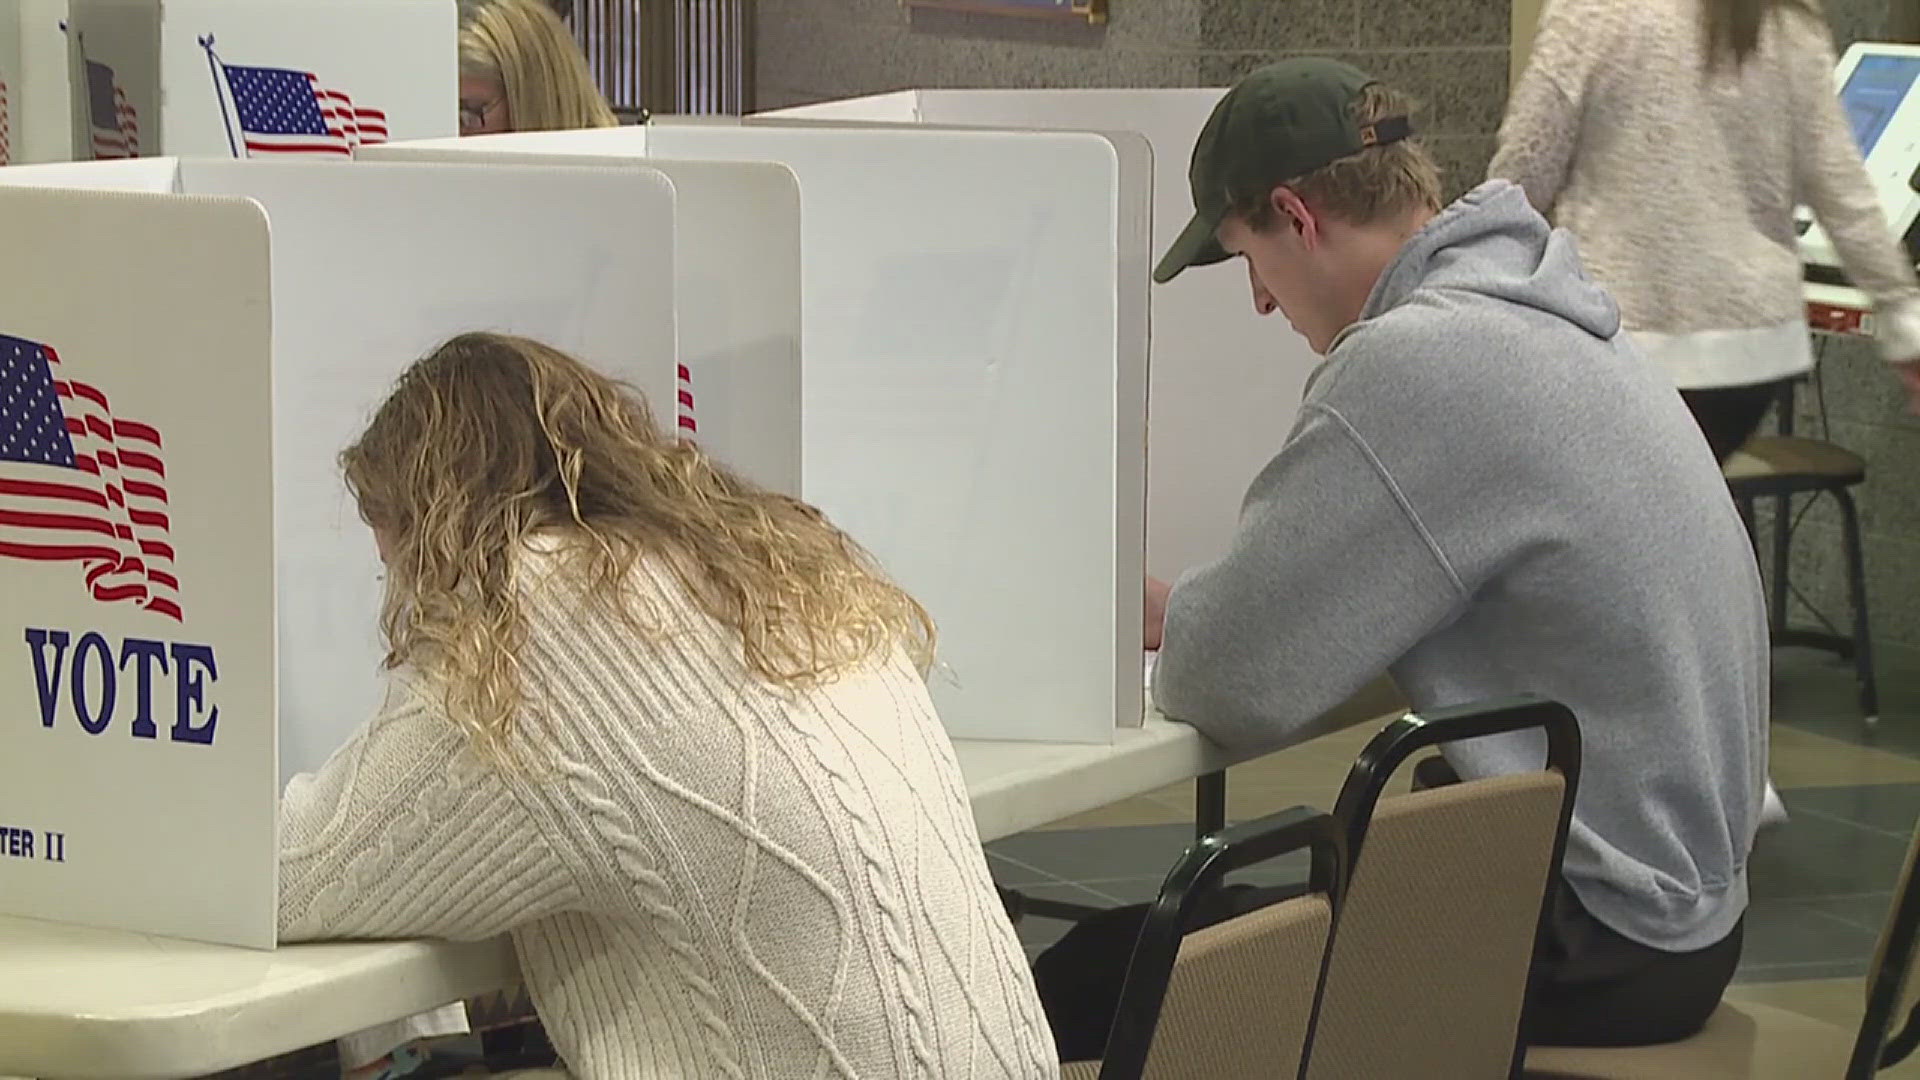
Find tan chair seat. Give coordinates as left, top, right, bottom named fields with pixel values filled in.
left=1724, top=435, right=1866, bottom=483
left=1061, top=1062, right=1103, bottom=1079
left=1522, top=1000, right=1857, bottom=1079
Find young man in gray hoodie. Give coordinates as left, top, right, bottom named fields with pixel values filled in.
left=1034, top=59, right=1769, bottom=1055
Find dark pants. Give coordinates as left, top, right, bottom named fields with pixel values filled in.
left=1679, top=379, right=1792, bottom=464
left=1031, top=758, right=1744, bottom=1059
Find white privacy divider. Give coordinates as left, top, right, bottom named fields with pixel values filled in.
left=761, top=89, right=1324, bottom=583
left=654, top=121, right=1143, bottom=745
left=0, top=0, right=73, bottom=163
left=179, top=160, right=681, bottom=786
left=65, top=0, right=453, bottom=161
left=0, top=183, right=277, bottom=947
left=373, top=123, right=1145, bottom=744
left=0, top=153, right=172, bottom=187
left=756, top=91, right=921, bottom=124
left=0, top=160, right=682, bottom=947
left=360, top=139, right=804, bottom=496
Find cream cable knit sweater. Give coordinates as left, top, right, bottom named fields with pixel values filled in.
left=279, top=549, right=1059, bottom=1079
left=1491, top=0, right=1920, bottom=388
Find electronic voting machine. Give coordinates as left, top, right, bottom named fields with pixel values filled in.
left=1798, top=42, right=1920, bottom=290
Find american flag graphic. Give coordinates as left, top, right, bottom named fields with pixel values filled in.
left=676, top=364, right=697, bottom=440
left=86, top=59, right=139, bottom=160
left=215, top=61, right=387, bottom=157
left=0, top=336, right=181, bottom=621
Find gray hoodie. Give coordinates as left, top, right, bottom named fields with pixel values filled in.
left=1154, top=181, right=1768, bottom=952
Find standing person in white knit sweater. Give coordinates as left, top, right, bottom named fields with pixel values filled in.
left=1491, top=0, right=1920, bottom=455
left=1491, top=0, right=1920, bottom=834
left=277, top=332, right=1059, bottom=1080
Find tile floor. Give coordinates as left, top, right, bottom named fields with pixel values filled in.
left=987, top=646, right=1920, bottom=1073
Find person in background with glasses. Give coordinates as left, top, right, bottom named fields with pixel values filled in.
left=458, top=0, right=616, bottom=135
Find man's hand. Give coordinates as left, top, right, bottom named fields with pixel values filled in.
left=1896, top=359, right=1920, bottom=417
left=1145, top=576, right=1172, bottom=651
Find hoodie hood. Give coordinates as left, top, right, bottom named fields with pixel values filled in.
left=1354, top=180, right=1621, bottom=343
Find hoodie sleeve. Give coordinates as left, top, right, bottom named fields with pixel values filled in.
left=1152, top=401, right=1468, bottom=752
left=1488, top=0, right=1592, bottom=214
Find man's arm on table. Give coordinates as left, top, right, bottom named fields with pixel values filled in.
left=1314, top=673, right=1409, bottom=733
left=1152, top=402, right=1464, bottom=752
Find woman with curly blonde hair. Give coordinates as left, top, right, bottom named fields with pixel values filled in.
left=277, top=333, right=1059, bottom=1079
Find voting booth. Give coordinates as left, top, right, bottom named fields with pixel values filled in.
left=0, top=157, right=690, bottom=947
left=362, top=136, right=805, bottom=498
left=758, top=90, right=1326, bottom=583
left=64, top=0, right=453, bottom=161
left=369, top=123, right=1148, bottom=746
left=0, top=0, right=72, bottom=163
left=1800, top=42, right=1920, bottom=279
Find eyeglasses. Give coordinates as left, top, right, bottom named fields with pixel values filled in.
left=459, top=97, right=504, bottom=133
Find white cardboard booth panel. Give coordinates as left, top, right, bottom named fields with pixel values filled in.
left=374, top=123, right=1145, bottom=744
left=183, top=160, right=681, bottom=786
left=0, top=185, right=278, bottom=947
left=650, top=122, right=1145, bottom=746
left=0, top=159, right=686, bottom=946
left=0, top=0, right=75, bottom=163
left=360, top=138, right=805, bottom=497
left=761, top=90, right=1325, bottom=583
left=0, top=153, right=168, bottom=187
left=65, top=0, right=453, bottom=161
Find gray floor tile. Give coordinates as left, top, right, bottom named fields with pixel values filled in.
left=1735, top=898, right=1881, bottom=980
left=1774, top=648, right=1920, bottom=753
left=1066, top=860, right=1312, bottom=908
left=1784, top=784, right=1920, bottom=839
left=1067, top=877, right=1166, bottom=906
left=1781, top=708, right=1920, bottom=756
left=1749, top=796, right=1914, bottom=901
left=1797, top=892, right=1897, bottom=937
left=1731, top=957, right=1872, bottom=984
left=1011, top=880, right=1116, bottom=916
left=987, top=824, right=1194, bottom=885
left=987, top=850, right=1060, bottom=889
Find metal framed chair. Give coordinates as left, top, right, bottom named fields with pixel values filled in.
left=1861, top=817, right=1920, bottom=1076
left=1304, top=697, right=1583, bottom=1080
left=1061, top=807, right=1346, bottom=1080
left=1526, top=798, right=1920, bottom=1078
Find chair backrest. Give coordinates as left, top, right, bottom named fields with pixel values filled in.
left=1138, top=892, right=1336, bottom=1078
left=1304, top=697, right=1581, bottom=1080
left=1853, top=821, right=1920, bottom=1075
left=1087, top=807, right=1346, bottom=1080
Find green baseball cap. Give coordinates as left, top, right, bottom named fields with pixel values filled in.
left=1154, top=58, right=1413, bottom=284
